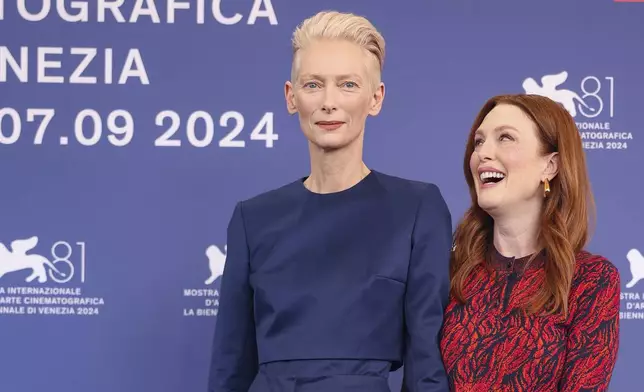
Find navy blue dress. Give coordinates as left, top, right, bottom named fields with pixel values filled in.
left=208, top=170, right=452, bottom=391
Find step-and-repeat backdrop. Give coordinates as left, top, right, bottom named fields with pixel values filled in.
left=1, top=1, right=641, bottom=391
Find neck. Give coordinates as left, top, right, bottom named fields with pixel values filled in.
left=491, top=205, right=542, bottom=258
left=304, top=137, right=369, bottom=194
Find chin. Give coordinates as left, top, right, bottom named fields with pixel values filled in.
left=310, top=139, right=349, bottom=151
left=476, top=194, right=502, bottom=214
left=477, top=202, right=497, bottom=214
left=309, top=133, right=356, bottom=150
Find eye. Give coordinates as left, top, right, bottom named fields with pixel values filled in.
left=303, top=82, right=319, bottom=89
left=342, top=81, right=358, bottom=88
left=473, top=137, right=484, bottom=146
left=499, top=133, right=514, bottom=141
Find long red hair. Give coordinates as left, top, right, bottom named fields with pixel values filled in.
left=451, top=94, right=595, bottom=317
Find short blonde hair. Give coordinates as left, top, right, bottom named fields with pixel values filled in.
left=290, top=11, right=385, bottom=87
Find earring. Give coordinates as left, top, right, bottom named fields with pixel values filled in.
left=543, top=178, right=550, bottom=197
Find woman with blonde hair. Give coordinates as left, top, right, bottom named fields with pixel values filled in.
left=208, top=10, right=452, bottom=392
left=440, top=94, right=620, bottom=391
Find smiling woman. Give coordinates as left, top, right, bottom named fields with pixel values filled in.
left=441, top=94, right=620, bottom=392
left=470, top=105, right=560, bottom=216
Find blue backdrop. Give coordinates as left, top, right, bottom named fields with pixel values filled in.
left=1, top=0, right=642, bottom=391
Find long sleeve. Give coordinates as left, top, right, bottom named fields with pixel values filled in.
left=558, top=261, right=620, bottom=392
left=401, top=184, right=452, bottom=392
left=208, top=202, right=258, bottom=392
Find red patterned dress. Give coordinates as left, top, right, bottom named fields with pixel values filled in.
left=439, top=247, right=620, bottom=391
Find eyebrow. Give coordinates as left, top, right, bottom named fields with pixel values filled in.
left=474, top=125, right=519, bottom=136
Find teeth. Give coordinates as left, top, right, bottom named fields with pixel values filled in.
left=480, top=171, right=505, bottom=181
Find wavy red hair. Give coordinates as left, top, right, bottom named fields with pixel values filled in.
left=451, top=94, right=595, bottom=317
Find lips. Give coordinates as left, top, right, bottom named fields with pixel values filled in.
left=315, top=121, right=345, bottom=131
left=477, top=167, right=506, bottom=188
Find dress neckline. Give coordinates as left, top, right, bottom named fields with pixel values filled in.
left=488, top=245, right=546, bottom=272
left=298, top=170, right=377, bottom=198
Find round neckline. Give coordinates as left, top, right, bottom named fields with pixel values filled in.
left=298, top=169, right=377, bottom=197
left=489, top=245, right=545, bottom=272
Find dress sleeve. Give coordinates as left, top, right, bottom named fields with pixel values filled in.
left=401, top=184, right=452, bottom=392
left=558, top=260, right=620, bottom=392
left=207, top=202, right=258, bottom=391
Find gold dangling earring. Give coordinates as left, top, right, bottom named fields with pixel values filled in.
left=543, top=178, right=550, bottom=197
